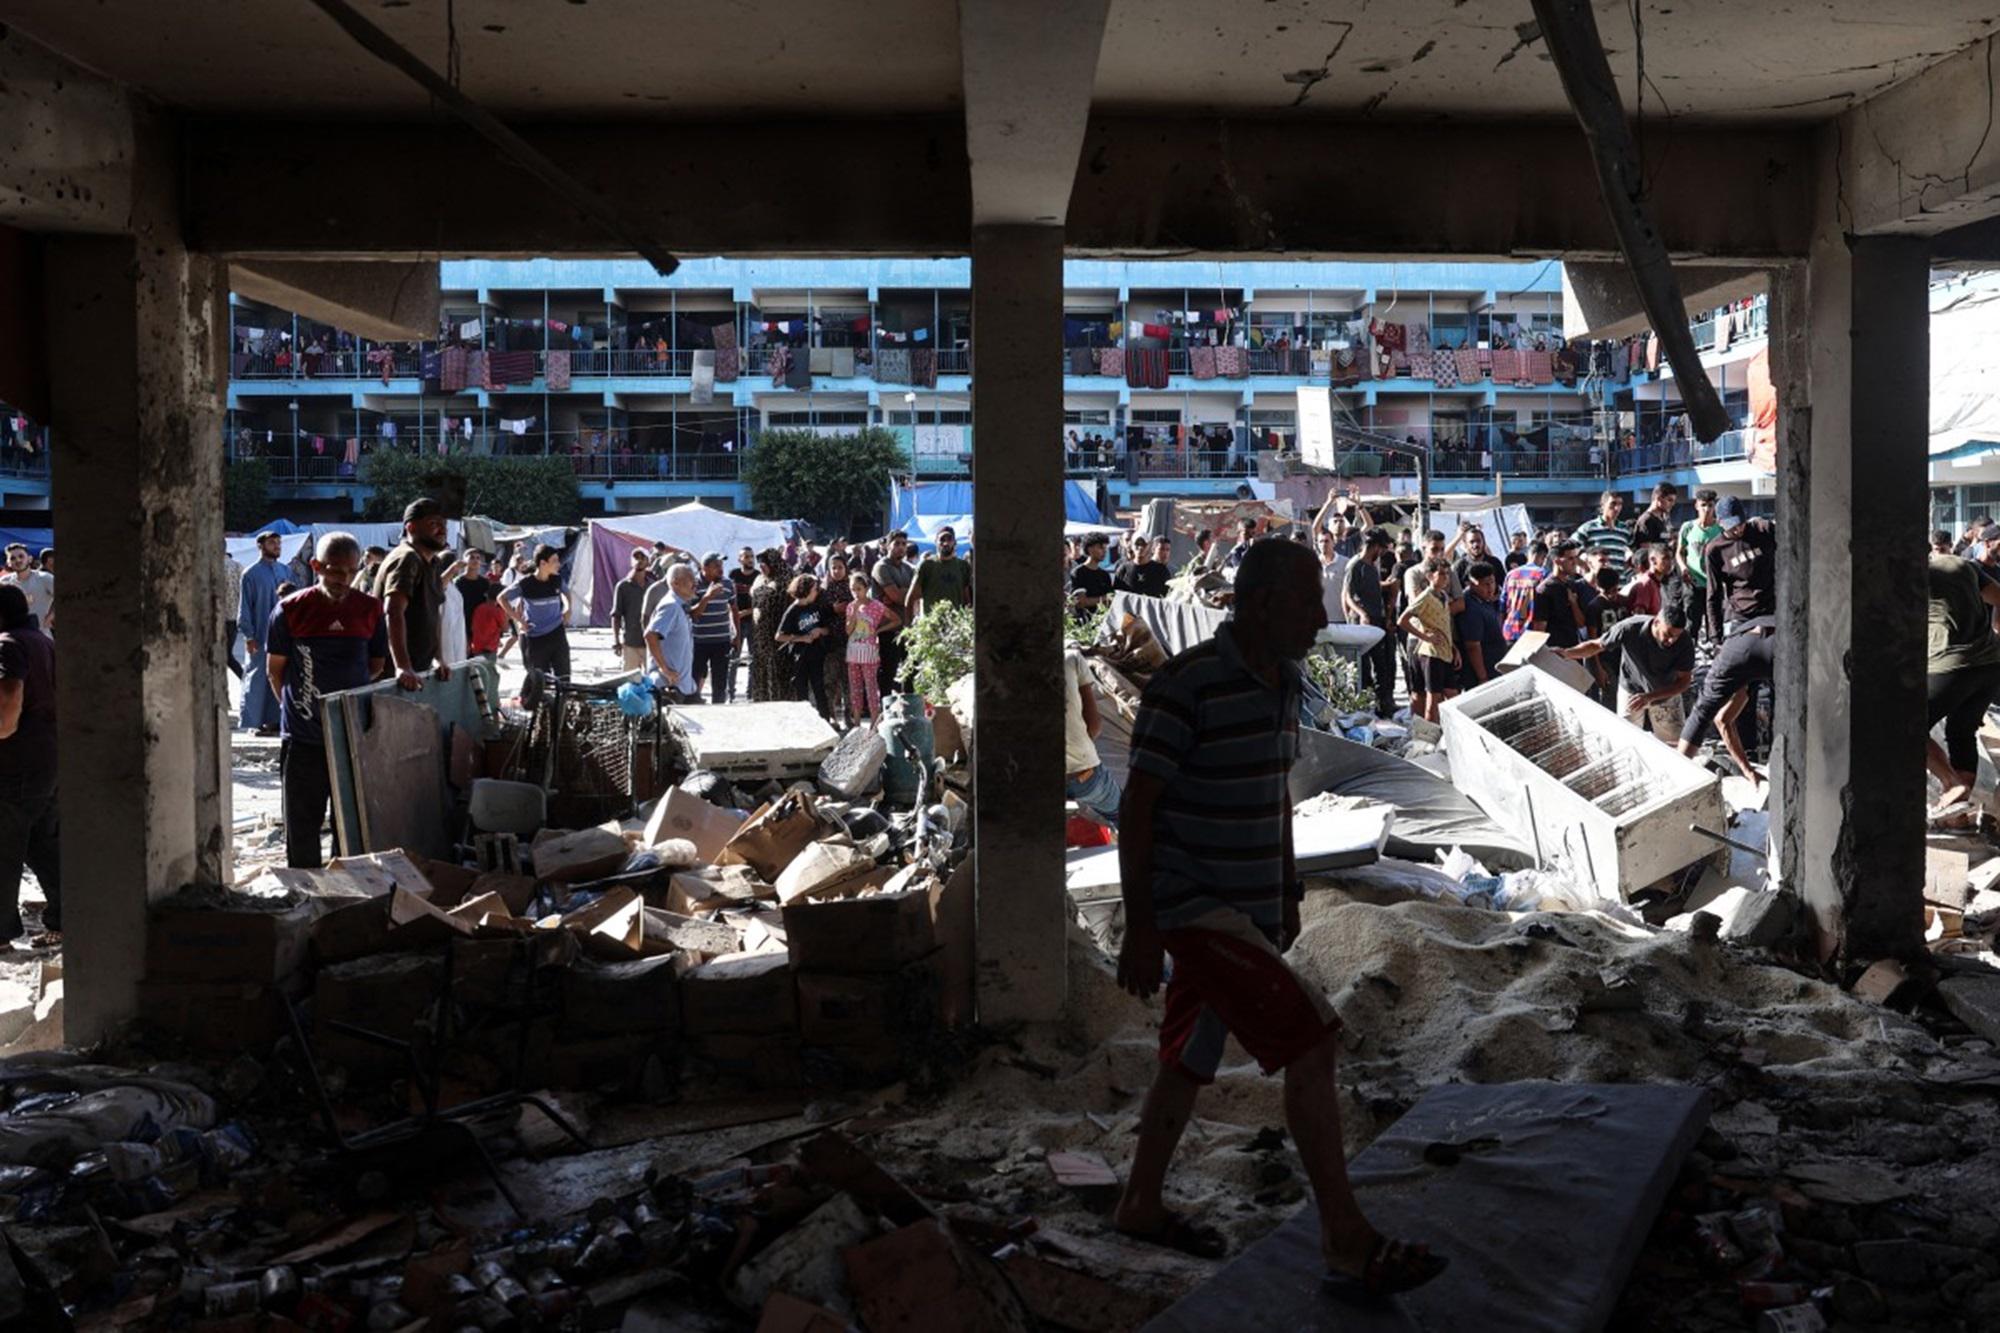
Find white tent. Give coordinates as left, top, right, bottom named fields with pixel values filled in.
left=571, top=502, right=791, bottom=626
left=1931, top=273, right=2000, bottom=460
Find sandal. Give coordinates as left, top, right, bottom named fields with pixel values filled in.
left=1115, top=1210, right=1229, bottom=1259
left=1322, top=1235, right=1449, bottom=1302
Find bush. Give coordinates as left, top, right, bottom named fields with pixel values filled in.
left=743, top=427, right=909, bottom=534
left=900, top=600, right=975, bottom=704
left=224, top=459, right=271, bottom=533
left=358, top=451, right=582, bottom=526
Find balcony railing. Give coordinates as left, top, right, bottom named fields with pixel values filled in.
left=1613, top=430, right=1752, bottom=476
left=0, top=452, right=50, bottom=481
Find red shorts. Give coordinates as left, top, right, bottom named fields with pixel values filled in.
left=1158, top=910, right=1341, bottom=1084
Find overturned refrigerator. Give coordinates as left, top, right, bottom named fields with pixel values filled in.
left=1440, top=667, right=1723, bottom=900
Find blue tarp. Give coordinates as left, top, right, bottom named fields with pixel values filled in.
left=239, top=518, right=306, bottom=536
left=0, top=528, right=53, bottom=553
left=888, top=481, right=1099, bottom=535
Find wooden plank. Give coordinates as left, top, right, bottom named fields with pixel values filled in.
left=1144, top=1081, right=1710, bottom=1333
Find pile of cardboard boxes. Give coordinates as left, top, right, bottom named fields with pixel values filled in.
left=138, top=781, right=971, bottom=1096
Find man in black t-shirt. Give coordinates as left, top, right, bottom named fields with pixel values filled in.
left=1701, top=497, right=1776, bottom=639
left=1561, top=604, right=1696, bottom=742
left=1070, top=535, right=1115, bottom=616
left=1631, top=482, right=1679, bottom=550
left=1114, top=538, right=1171, bottom=599
left=1530, top=541, right=1596, bottom=650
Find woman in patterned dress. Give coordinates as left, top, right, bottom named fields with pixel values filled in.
left=749, top=548, right=793, bottom=702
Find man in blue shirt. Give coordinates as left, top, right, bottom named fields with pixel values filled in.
left=263, top=532, right=388, bottom=868
left=237, top=530, right=289, bottom=734
left=644, top=563, right=699, bottom=701
left=1455, top=561, right=1510, bottom=688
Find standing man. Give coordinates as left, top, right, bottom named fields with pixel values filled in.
left=1115, top=535, right=1171, bottom=599
left=905, top=526, right=971, bottom=621
left=356, top=545, right=388, bottom=596
left=1561, top=604, right=1696, bottom=743
left=1114, top=540, right=1447, bottom=1297
left=1685, top=496, right=1777, bottom=764
left=1455, top=562, right=1509, bottom=689
left=0, top=585, right=60, bottom=944
left=611, top=548, right=654, bottom=671
left=1501, top=540, right=1548, bottom=643
left=644, top=564, right=700, bottom=702
left=1314, top=526, right=1349, bottom=626
left=377, top=497, right=454, bottom=690
left=262, top=533, right=387, bottom=868
left=1572, top=490, right=1633, bottom=576
left=1631, top=482, right=1679, bottom=551
left=1447, top=523, right=1492, bottom=589
left=1341, top=528, right=1397, bottom=718
left=1676, top=490, right=1724, bottom=632
left=688, top=553, right=738, bottom=703
left=1070, top=535, right=1115, bottom=617
left=872, top=532, right=916, bottom=693
left=237, top=530, right=288, bottom=734
left=1531, top=540, right=1596, bottom=650
left=222, top=548, right=245, bottom=681
left=1, top=545, right=53, bottom=633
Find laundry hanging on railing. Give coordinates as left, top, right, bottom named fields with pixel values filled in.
left=690, top=350, right=716, bottom=405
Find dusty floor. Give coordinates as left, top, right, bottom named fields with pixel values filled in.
left=11, top=634, right=1993, bottom=1326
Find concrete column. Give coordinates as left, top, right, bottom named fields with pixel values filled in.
left=1772, top=146, right=1928, bottom=964
left=45, top=233, right=227, bottom=1042
left=970, top=225, right=1068, bottom=1023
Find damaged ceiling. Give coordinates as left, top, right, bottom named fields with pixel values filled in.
left=1, top=0, right=1995, bottom=124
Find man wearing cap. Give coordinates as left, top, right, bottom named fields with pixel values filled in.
left=377, top=497, right=454, bottom=691
left=237, top=529, right=289, bottom=735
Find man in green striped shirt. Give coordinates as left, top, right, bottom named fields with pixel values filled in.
left=1572, top=490, right=1633, bottom=576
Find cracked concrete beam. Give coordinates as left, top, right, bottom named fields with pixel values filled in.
left=0, top=28, right=137, bottom=233
left=228, top=259, right=440, bottom=341
left=1561, top=262, right=1768, bottom=341
left=1841, top=31, right=2000, bottom=236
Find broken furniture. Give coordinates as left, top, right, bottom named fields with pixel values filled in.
left=519, top=673, right=677, bottom=827
left=1145, top=1081, right=1711, bottom=1332
left=322, top=658, right=504, bottom=858
left=1440, top=667, right=1724, bottom=899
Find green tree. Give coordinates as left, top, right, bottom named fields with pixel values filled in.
left=224, top=459, right=271, bottom=533
left=358, top=452, right=582, bottom=526
left=742, top=427, right=909, bottom=534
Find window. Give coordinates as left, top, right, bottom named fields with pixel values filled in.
left=767, top=410, right=870, bottom=428
left=1432, top=314, right=1471, bottom=349
left=1063, top=409, right=1112, bottom=426
left=886, top=410, right=972, bottom=426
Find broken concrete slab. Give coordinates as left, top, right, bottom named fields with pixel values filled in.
left=1143, top=1081, right=1710, bottom=1333
left=817, top=726, right=887, bottom=800
left=843, top=1218, right=1033, bottom=1333
left=671, top=702, right=840, bottom=783
left=1939, top=972, right=2000, bottom=1045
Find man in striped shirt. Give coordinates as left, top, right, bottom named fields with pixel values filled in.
left=1113, top=539, right=1447, bottom=1297
left=687, top=553, right=739, bottom=702
left=1571, top=490, right=1633, bottom=575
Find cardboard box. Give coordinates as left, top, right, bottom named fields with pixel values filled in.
left=561, top=953, right=688, bottom=1036
left=686, top=1031, right=802, bottom=1090
left=323, top=849, right=437, bottom=899
left=532, top=824, right=632, bottom=882
left=794, top=954, right=941, bottom=1047
left=782, top=871, right=940, bottom=975
left=681, top=949, right=797, bottom=1035
left=147, top=899, right=318, bottom=985
left=718, top=790, right=823, bottom=882
left=665, top=864, right=770, bottom=915
left=643, top=786, right=747, bottom=862
left=520, top=1026, right=675, bottom=1089
left=773, top=840, right=878, bottom=905
left=134, top=979, right=287, bottom=1053
left=1495, top=629, right=1595, bottom=695
left=310, top=893, right=396, bottom=965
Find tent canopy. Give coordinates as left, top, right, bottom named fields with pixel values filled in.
left=571, top=502, right=790, bottom=626
left=889, top=480, right=1101, bottom=535
left=1931, top=273, right=2000, bottom=461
